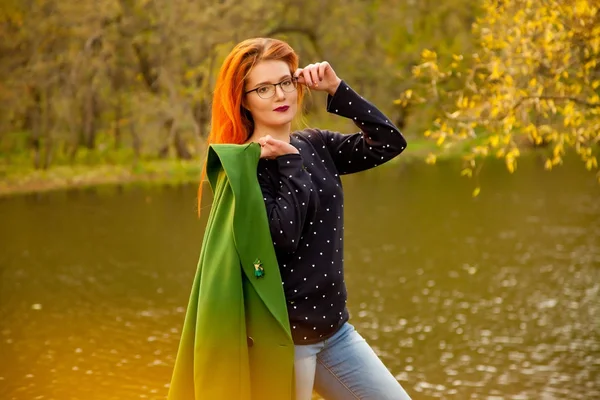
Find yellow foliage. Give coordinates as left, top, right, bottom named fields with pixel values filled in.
left=425, top=153, right=437, bottom=165
left=412, top=0, right=600, bottom=178
left=436, top=135, right=446, bottom=146
left=409, top=0, right=600, bottom=180
left=421, top=49, right=438, bottom=62
left=506, top=158, right=516, bottom=173
left=489, top=135, right=499, bottom=147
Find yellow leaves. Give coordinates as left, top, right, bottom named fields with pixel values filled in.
left=472, top=187, right=481, bottom=197
left=488, top=135, right=500, bottom=148
left=585, top=157, right=598, bottom=171
left=524, top=124, right=543, bottom=145
left=506, top=157, right=517, bottom=173
left=505, top=147, right=520, bottom=174
left=421, top=49, right=437, bottom=62
left=503, top=114, right=516, bottom=132
left=451, top=54, right=464, bottom=69
left=591, top=36, right=600, bottom=55
left=563, top=102, right=576, bottom=126
left=489, top=62, right=502, bottom=80
left=456, top=96, right=472, bottom=109
left=490, top=104, right=502, bottom=118
left=473, top=146, right=489, bottom=156
left=553, top=142, right=564, bottom=158
left=409, top=0, right=600, bottom=189
left=436, top=135, right=446, bottom=146
left=584, top=59, right=597, bottom=71
left=425, top=153, right=437, bottom=165
left=574, top=0, right=592, bottom=17
left=393, top=90, right=413, bottom=107
left=412, top=66, right=422, bottom=78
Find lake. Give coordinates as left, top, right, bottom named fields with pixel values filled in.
left=1, top=156, right=598, bottom=399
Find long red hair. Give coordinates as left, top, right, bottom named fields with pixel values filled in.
left=197, top=38, right=305, bottom=215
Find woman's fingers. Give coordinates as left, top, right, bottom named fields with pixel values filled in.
left=296, top=62, right=333, bottom=89
left=302, top=66, right=313, bottom=86
left=294, top=68, right=307, bottom=85
left=318, top=62, right=329, bottom=81
left=258, top=136, right=299, bottom=159
left=308, top=65, right=320, bottom=86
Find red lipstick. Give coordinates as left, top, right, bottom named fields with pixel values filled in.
left=274, top=106, right=289, bottom=112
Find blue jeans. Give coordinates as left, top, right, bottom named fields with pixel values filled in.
left=294, top=322, right=412, bottom=400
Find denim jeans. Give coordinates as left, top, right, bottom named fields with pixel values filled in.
left=294, top=322, right=412, bottom=400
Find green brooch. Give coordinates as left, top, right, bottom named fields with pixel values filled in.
left=253, top=258, right=265, bottom=278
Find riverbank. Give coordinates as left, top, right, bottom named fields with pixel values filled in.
left=0, top=159, right=207, bottom=197
left=0, top=137, right=486, bottom=198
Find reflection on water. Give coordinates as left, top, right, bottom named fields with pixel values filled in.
left=1, top=157, right=599, bottom=399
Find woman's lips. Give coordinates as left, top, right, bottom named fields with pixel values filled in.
left=274, top=106, right=289, bottom=112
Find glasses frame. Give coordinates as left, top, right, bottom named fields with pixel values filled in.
left=244, top=76, right=298, bottom=99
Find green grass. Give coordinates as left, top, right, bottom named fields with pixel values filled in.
left=0, top=159, right=204, bottom=197
left=0, top=135, right=500, bottom=198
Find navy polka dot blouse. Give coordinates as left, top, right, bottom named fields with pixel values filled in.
left=256, top=80, right=407, bottom=344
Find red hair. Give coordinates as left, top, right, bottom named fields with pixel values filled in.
left=197, top=38, right=304, bottom=215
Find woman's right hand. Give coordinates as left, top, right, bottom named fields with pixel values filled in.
left=258, top=135, right=299, bottom=159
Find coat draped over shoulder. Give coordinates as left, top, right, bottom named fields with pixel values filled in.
left=168, top=143, right=295, bottom=400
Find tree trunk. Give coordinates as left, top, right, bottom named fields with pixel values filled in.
left=130, top=120, right=141, bottom=162
left=174, top=129, right=192, bottom=160
left=83, top=89, right=98, bottom=150
left=25, top=86, right=42, bottom=169
left=114, top=95, right=122, bottom=149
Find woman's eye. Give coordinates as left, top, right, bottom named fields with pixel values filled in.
left=257, top=86, right=270, bottom=94
left=282, top=79, right=292, bottom=87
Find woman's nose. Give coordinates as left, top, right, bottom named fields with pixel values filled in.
left=274, top=84, right=286, bottom=99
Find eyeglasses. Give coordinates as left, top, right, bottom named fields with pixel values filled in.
left=245, top=77, right=298, bottom=99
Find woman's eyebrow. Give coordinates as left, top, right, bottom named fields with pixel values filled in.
left=253, top=74, right=292, bottom=87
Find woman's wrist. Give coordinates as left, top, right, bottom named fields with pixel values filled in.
left=327, top=78, right=342, bottom=96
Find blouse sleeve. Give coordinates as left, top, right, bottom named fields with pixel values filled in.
left=257, top=153, right=316, bottom=254
left=318, top=80, right=407, bottom=175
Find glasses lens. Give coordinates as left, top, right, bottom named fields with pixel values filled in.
left=281, top=79, right=297, bottom=93
left=257, top=86, right=275, bottom=99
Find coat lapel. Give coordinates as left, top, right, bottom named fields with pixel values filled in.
left=207, top=144, right=292, bottom=341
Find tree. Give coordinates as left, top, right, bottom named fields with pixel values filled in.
left=400, top=0, right=600, bottom=190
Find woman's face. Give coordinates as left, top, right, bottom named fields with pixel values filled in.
left=243, top=60, right=298, bottom=130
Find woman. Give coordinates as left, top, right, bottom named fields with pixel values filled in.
left=195, top=38, right=410, bottom=400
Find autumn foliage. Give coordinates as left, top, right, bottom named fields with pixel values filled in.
left=401, top=0, right=600, bottom=185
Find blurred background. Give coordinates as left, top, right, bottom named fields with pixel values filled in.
left=0, top=0, right=599, bottom=399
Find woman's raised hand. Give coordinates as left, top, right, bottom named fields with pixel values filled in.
left=258, top=135, right=299, bottom=160
left=294, top=61, right=342, bottom=96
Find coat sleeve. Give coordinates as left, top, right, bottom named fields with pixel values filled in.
left=317, top=80, right=407, bottom=175
left=257, top=153, right=316, bottom=254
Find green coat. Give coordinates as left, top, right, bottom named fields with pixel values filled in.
left=168, top=143, right=295, bottom=400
